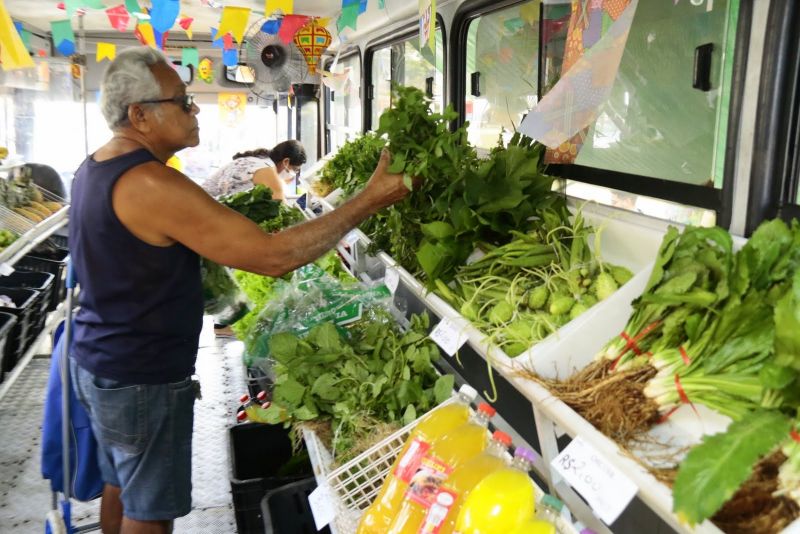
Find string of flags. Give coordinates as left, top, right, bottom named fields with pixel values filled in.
left=0, top=0, right=388, bottom=71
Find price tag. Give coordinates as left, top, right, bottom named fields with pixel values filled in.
left=429, top=317, right=468, bottom=357
left=551, top=436, right=638, bottom=525
left=0, top=263, right=14, bottom=276
left=308, top=482, right=337, bottom=530
left=384, top=267, right=400, bottom=294
left=341, top=231, right=360, bottom=248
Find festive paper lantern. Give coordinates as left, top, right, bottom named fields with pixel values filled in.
left=293, top=19, right=331, bottom=75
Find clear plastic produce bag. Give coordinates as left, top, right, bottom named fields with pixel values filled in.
left=201, top=258, right=251, bottom=326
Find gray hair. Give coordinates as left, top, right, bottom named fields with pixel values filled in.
left=100, top=47, right=170, bottom=129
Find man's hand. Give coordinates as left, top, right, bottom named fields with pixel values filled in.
left=361, top=149, right=418, bottom=211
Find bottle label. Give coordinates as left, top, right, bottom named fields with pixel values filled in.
left=418, top=488, right=458, bottom=534
left=405, top=454, right=453, bottom=508
left=394, top=438, right=431, bottom=484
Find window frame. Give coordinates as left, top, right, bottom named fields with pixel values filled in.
left=322, top=47, right=363, bottom=155
left=451, top=0, right=754, bottom=230
left=746, top=0, right=800, bottom=232
left=363, top=15, right=447, bottom=131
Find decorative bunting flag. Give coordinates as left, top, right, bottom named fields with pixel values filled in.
left=64, top=0, right=82, bottom=17
left=278, top=14, right=309, bottom=44
left=261, top=18, right=280, bottom=34
left=265, top=0, right=293, bottom=16
left=217, top=6, right=250, bottom=44
left=96, top=41, right=115, bottom=61
left=210, top=26, right=234, bottom=49
left=222, top=48, right=238, bottom=67
left=179, top=15, right=193, bottom=39
left=37, top=49, right=48, bottom=57
left=106, top=4, right=130, bottom=31
left=134, top=21, right=156, bottom=47
left=181, top=47, right=199, bottom=68
left=50, top=19, right=75, bottom=48
left=419, top=0, right=435, bottom=50
left=378, top=0, right=385, bottom=8
left=82, top=0, right=105, bottom=8
left=342, top=0, right=367, bottom=15
left=13, top=21, right=31, bottom=49
left=56, top=39, right=75, bottom=55
left=293, top=19, right=331, bottom=74
left=153, top=28, right=169, bottom=49
left=0, top=1, right=35, bottom=70
left=337, top=3, right=358, bottom=32
left=150, top=0, right=179, bottom=33
left=124, top=0, right=141, bottom=15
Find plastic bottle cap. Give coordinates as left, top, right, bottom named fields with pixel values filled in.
left=236, top=410, right=247, bottom=422
left=457, top=384, right=478, bottom=401
left=513, top=446, right=537, bottom=464
left=541, top=494, right=564, bottom=512
left=256, top=391, right=267, bottom=401
left=239, top=393, right=250, bottom=403
left=477, top=402, right=496, bottom=417
left=491, top=430, right=513, bottom=446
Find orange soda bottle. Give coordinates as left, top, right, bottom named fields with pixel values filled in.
left=356, top=385, right=479, bottom=534
left=387, top=403, right=497, bottom=534
left=454, top=447, right=538, bottom=534
left=399, top=430, right=512, bottom=534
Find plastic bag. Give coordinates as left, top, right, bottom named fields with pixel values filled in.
left=244, top=263, right=393, bottom=366
left=201, top=258, right=251, bottom=326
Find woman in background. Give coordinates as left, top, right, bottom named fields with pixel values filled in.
left=202, top=139, right=306, bottom=201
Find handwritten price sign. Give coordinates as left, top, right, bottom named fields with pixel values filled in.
left=429, top=317, right=468, bottom=357
left=551, top=436, right=638, bottom=525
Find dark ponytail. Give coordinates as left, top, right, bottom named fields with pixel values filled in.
left=269, top=140, right=306, bottom=167
left=232, top=148, right=271, bottom=160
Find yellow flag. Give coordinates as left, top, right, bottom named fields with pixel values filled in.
left=96, top=42, right=116, bottom=62
left=0, top=0, right=34, bottom=70
left=137, top=22, right=156, bottom=48
left=265, top=0, right=293, bottom=15
left=316, top=17, right=330, bottom=28
left=184, top=26, right=193, bottom=39
left=217, top=6, right=250, bottom=44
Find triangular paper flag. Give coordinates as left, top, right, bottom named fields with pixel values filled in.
left=150, top=0, right=179, bottom=33
left=106, top=5, right=130, bottom=31
left=13, top=21, right=30, bottom=49
left=359, top=0, right=367, bottom=14
left=222, top=47, right=238, bottom=67
left=261, top=18, right=280, bottom=34
left=125, top=0, right=141, bottom=15
left=64, top=0, right=82, bottom=17
left=50, top=19, right=75, bottom=47
left=378, top=0, right=385, bottom=8
left=136, top=21, right=156, bottom=47
left=337, top=3, right=358, bottom=32
left=181, top=47, right=198, bottom=68
left=278, top=14, right=309, bottom=44
left=265, top=0, right=293, bottom=16
left=153, top=28, right=168, bottom=49
left=82, top=0, right=105, bottom=8
left=56, top=39, right=75, bottom=56
left=0, top=1, right=34, bottom=69
left=217, top=6, right=250, bottom=44
left=96, top=41, right=116, bottom=61
left=178, top=15, right=192, bottom=29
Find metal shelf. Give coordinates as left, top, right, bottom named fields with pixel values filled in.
left=0, top=207, right=68, bottom=271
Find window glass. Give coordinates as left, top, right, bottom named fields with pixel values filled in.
left=544, top=0, right=738, bottom=188
left=370, top=28, right=444, bottom=129
left=327, top=53, right=362, bottom=153
left=465, top=1, right=550, bottom=149
left=298, top=96, right=318, bottom=169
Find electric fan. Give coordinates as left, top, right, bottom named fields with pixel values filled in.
left=241, top=19, right=309, bottom=98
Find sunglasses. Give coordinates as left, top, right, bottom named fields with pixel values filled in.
left=133, top=93, right=195, bottom=113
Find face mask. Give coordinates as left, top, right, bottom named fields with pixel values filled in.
left=279, top=168, right=295, bottom=183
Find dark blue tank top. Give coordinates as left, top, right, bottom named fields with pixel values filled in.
left=69, top=149, right=203, bottom=384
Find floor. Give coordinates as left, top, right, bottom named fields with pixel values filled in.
left=0, top=317, right=246, bottom=533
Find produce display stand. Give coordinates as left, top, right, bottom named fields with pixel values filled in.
left=300, top=190, right=800, bottom=534
left=0, top=206, right=68, bottom=273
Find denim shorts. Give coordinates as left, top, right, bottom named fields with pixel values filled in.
left=70, top=358, right=196, bottom=521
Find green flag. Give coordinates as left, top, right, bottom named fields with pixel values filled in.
left=182, top=47, right=199, bottom=69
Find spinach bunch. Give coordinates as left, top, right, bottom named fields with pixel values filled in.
left=264, top=313, right=454, bottom=456
left=220, top=185, right=281, bottom=224
left=316, top=132, right=385, bottom=197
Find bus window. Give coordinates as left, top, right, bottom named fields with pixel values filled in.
left=464, top=1, right=559, bottom=149
left=547, top=1, right=738, bottom=189
left=368, top=27, right=445, bottom=130
left=325, top=52, right=362, bottom=154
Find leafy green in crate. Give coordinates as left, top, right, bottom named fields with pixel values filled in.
left=314, top=132, right=385, bottom=198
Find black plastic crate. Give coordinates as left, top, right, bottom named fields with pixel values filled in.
left=0, top=270, right=55, bottom=338
left=0, top=288, right=39, bottom=374
left=16, top=247, right=68, bottom=311
left=47, top=234, right=68, bottom=249
left=229, top=423, right=313, bottom=534
left=0, top=313, right=18, bottom=382
left=261, top=477, right=332, bottom=534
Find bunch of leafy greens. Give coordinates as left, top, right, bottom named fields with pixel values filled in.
left=360, top=86, right=477, bottom=275
left=314, top=132, right=385, bottom=198
left=219, top=185, right=282, bottom=224
left=262, top=313, right=454, bottom=457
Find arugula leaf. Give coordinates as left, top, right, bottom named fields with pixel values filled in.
left=672, top=410, right=791, bottom=525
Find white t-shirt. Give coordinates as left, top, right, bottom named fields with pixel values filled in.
left=201, top=156, right=275, bottom=198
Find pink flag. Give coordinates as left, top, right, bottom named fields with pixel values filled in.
left=106, top=5, right=130, bottom=31
left=277, top=14, right=310, bottom=44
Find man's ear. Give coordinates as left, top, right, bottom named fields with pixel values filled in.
left=127, top=104, right=150, bottom=133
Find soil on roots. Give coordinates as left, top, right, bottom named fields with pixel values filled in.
left=712, top=452, right=799, bottom=534
left=518, top=359, right=661, bottom=443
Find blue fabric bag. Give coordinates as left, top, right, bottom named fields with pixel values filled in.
left=41, top=321, right=103, bottom=501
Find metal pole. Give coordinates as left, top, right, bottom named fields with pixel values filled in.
left=61, top=262, right=75, bottom=520
left=78, top=16, right=89, bottom=157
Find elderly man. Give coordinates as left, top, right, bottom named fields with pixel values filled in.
left=68, top=47, right=410, bottom=534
